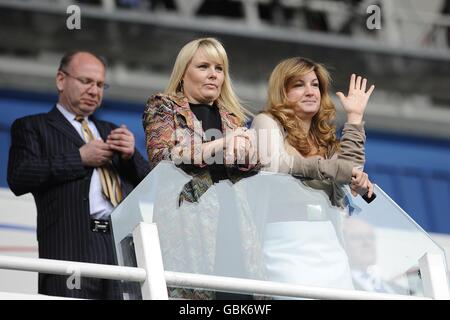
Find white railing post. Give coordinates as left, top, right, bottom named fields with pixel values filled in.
left=132, top=222, right=168, bottom=300
left=419, top=252, right=450, bottom=299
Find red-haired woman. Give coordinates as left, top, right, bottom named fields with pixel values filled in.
left=251, top=57, right=375, bottom=291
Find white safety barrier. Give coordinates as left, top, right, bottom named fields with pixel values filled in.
left=0, top=223, right=447, bottom=300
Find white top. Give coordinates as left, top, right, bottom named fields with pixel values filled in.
left=251, top=113, right=355, bottom=291
left=251, top=113, right=360, bottom=185
left=263, top=220, right=354, bottom=290
left=57, top=104, right=114, bottom=219
left=251, top=112, right=296, bottom=173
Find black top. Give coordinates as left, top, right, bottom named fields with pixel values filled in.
left=189, top=102, right=227, bottom=183
left=190, top=104, right=249, bottom=299
left=190, top=102, right=222, bottom=135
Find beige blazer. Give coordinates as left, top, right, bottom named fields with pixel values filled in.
left=251, top=113, right=366, bottom=206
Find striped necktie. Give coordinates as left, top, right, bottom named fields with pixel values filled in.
left=75, top=115, right=123, bottom=207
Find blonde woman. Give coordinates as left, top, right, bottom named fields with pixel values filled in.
left=144, top=37, right=256, bottom=202
left=143, top=38, right=261, bottom=299
left=251, top=57, right=375, bottom=291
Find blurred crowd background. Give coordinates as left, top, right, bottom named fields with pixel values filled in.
left=0, top=0, right=449, bottom=233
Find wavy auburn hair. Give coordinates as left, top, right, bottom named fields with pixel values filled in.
left=266, top=57, right=339, bottom=157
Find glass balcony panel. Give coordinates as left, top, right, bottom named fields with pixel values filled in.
left=111, top=161, right=448, bottom=299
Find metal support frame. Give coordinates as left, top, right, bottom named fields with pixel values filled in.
left=164, top=271, right=430, bottom=300
left=132, top=222, right=168, bottom=300
left=1, top=232, right=449, bottom=300
left=0, top=255, right=146, bottom=282
left=419, top=252, right=450, bottom=299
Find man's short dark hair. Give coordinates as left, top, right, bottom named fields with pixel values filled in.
left=58, top=50, right=108, bottom=71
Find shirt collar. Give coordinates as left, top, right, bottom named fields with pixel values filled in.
left=56, top=103, right=89, bottom=122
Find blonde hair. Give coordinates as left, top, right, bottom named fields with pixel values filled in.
left=165, top=37, right=250, bottom=123
left=266, top=57, right=339, bottom=157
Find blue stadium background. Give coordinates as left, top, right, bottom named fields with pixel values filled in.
left=1, top=89, right=449, bottom=234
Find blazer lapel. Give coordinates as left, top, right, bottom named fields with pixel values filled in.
left=172, top=94, right=195, bottom=128
left=91, top=116, right=110, bottom=141
left=46, top=106, right=85, bottom=147
left=170, top=94, right=206, bottom=142
left=218, top=105, right=241, bottom=131
left=91, top=117, right=122, bottom=170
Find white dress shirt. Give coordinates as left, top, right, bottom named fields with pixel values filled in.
left=57, top=104, right=114, bottom=219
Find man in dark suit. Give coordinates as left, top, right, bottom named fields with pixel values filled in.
left=7, top=51, right=150, bottom=299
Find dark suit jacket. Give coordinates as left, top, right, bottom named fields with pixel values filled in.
left=7, top=106, right=150, bottom=264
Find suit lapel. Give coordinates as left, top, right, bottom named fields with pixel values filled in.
left=91, top=117, right=122, bottom=170
left=91, top=116, right=110, bottom=141
left=46, top=106, right=84, bottom=147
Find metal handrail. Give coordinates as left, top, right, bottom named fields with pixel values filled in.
left=164, top=271, right=430, bottom=300
left=0, top=254, right=431, bottom=300
left=0, top=255, right=146, bottom=282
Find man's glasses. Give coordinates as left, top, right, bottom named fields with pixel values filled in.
left=60, top=70, right=110, bottom=90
